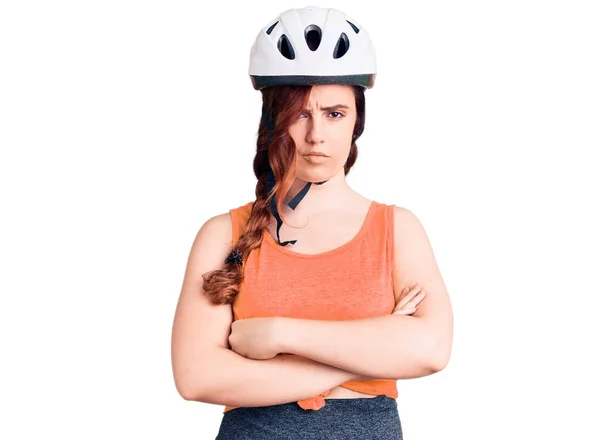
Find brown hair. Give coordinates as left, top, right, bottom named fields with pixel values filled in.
left=202, top=84, right=366, bottom=305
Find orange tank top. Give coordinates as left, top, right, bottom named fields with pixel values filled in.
left=223, top=200, right=398, bottom=413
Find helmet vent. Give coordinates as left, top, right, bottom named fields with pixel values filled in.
left=304, top=25, right=322, bottom=51
left=346, top=20, right=360, bottom=33
left=266, top=21, right=278, bottom=35
left=277, top=34, right=296, bottom=60
left=333, top=32, right=349, bottom=59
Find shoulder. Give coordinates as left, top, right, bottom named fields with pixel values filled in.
left=231, top=201, right=254, bottom=221
left=199, top=201, right=254, bottom=249
left=388, top=204, right=432, bottom=268
left=203, top=201, right=253, bottom=228
left=228, top=201, right=254, bottom=245
left=195, top=211, right=233, bottom=252
left=390, top=205, right=433, bottom=257
left=202, top=211, right=232, bottom=231
left=178, top=211, right=234, bottom=304
left=391, top=205, right=424, bottom=232
left=375, top=202, right=425, bottom=234
left=389, top=205, right=447, bottom=306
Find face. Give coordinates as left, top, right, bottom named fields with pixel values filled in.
left=288, top=84, right=357, bottom=183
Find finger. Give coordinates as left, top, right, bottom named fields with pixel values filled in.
left=393, top=291, right=426, bottom=313
left=409, top=290, right=427, bottom=303
left=393, top=307, right=416, bottom=315
left=393, top=298, right=419, bottom=312
left=403, top=291, right=427, bottom=309
left=399, top=284, right=419, bottom=296
left=397, top=291, right=417, bottom=308
left=397, top=285, right=422, bottom=307
left=400, top=284, right=421, bottom=296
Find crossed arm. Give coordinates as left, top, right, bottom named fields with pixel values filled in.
left=171, top=207, right=453, bottom=406
left=246, top=312, right=444, bottom=380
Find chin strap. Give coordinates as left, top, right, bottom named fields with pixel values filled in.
left=266, top=170, right=326, bottom=246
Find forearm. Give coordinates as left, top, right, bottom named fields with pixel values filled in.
left=278, top=315, right=440, bottom=379
left=187, top=348, right=365, bottom=407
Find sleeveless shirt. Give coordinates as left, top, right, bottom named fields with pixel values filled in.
left=223, top=200, right=398, bottom=413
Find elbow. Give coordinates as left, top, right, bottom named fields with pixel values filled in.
left=174, top=347, right=236, bottom=403
left=173, top=364, right=216, bottom=402
left=396, top=335, right=451, bottom=378
left=429, top=356, right=448, bottom=373
left=179, top=388, right=196, bottom=402
left=173, top=348, right=227, bottom=402
left=174, top=376, right=200, bottom=401
left=429, top=335, right=452, bottom=372
left=177, top=378, right=214, bottom=402
left=178, top=382, right=199, bottom=402
left=172, top=363, right=202, bottom=401
left=381, top=326, right=451, bottom=378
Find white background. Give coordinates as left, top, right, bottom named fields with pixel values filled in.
left=1, top=0, right=599, bottom=439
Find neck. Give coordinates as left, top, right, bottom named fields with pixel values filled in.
left=281, top=168, right=357, bottom=216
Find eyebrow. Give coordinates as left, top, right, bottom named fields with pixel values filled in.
left=302, top=104, right=350, bottom=113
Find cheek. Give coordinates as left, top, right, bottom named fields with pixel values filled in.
left=335, top=120, right=355, bottom=145
left=288, top=124, right=307, bottom=146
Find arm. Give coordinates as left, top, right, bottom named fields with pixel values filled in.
left=171, top=213, right=365, bottom=406
left=192, top=350, right=362, bottom=407
left=275, top=206, right=454, bottom=379
left=277, top=314, right=436, bottom=380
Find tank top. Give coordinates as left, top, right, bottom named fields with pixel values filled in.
left=223, top=199, right=398, bottom=413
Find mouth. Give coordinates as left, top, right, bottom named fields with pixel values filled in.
left=303, top=153, right=328, bottom=157
left=303, top=154, right=329, bottom=163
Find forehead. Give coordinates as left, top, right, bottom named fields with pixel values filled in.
left=306, top=84, right=354, bottom=105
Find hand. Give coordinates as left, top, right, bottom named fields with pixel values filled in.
left=229, top=317, right=281, bottom=360
left=393, top=284, right=426, bottom=315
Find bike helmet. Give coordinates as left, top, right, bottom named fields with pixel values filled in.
left=249, top=6, right=377, bottom=246
left=249, top=6, right=377, bottom=90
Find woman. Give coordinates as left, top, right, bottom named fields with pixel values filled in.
left=171, top=6, right=453, bottom=439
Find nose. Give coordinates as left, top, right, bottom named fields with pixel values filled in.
left=306, top=118, right=325, bottom=144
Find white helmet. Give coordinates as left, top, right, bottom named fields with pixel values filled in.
left=249, top=6, right=377, bottom=90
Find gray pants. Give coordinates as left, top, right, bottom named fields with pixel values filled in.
left=215, top=395, right=403, bottom=439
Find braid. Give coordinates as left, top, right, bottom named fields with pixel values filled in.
left=201, top=174, right=271, bottom=305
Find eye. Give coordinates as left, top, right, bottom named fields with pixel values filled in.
left=329, top=111, right=344, bottom=118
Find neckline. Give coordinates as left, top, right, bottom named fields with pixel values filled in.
left=261, top=200, right=377, bottom=259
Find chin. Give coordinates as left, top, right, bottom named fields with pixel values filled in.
left=295, top=159, right=345, bottom=182
left=295, top=168, right=335, bottom=183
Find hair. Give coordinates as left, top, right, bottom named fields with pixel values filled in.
left=202, top=84, right=366, bottom=305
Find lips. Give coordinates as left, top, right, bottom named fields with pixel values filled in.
left=303, top=154, right=329, bottom=163
left=304, top=153, right=328, bottom=157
